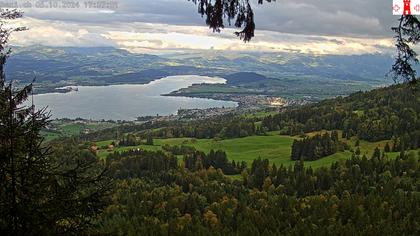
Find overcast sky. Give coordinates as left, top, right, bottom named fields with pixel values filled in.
left=6, top=0, right=403, bottom=55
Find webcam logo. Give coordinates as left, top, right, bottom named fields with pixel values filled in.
left=393, top=0, right=420, bottom=15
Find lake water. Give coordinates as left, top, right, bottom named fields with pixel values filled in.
left=30, top=75, right=237, bottom=120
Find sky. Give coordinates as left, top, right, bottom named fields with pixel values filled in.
left=4, top=0, right=403, bottom=55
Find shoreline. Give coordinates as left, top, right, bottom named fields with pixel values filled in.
left=31, top=74, right=225, bottom=95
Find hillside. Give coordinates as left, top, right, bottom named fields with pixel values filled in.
left=224, top=72, right=272, bottom=85
left=7, top=46, right=395, bottom=98
left=74, top=83, right=420, bottom=170
left=34, top=81, right=420, bottom=235
left=69, top=84, right=420, bottom=235
left=262, top=83, right=420, bottom=146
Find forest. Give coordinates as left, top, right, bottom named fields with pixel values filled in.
left=262, top=84, right=420, bottom=150
left=183, top=149, right=247, bottom=175
left=3, top=81, right=415, bottom=235
left=291, top=131, right=344, bottom=161
left=61, top=83, right=420, bottom=235
left=94, top=146, right=420, bottom=235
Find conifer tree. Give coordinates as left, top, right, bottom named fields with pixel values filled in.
left=389, top=15, right=420, bottom=83
left=0, top=10, right=111, bottom=235
left=384, top=142, right=391, bottom=153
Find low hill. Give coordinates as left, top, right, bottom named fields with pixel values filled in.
left=224, top=72, right=272, bottom=85
left=76, top=83, right=420, bottom=168
left=262, top=83, right=420, bottom=150
left=6, top=46, right=403, bottom=98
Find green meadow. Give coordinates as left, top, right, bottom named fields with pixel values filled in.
left=42, top=121, right=117, bottom=142
left=95, top=130, right=404, bottom=168
left=41, top=123, right=86, bottom=142
left=96, top=131, right=294, bottom=165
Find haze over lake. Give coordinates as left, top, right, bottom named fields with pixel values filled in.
left=30, top=75, right=237, bottom=120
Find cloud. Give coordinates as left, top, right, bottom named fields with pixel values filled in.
left=8, top=17, right=394, bottom=55
left=252, top=0, right=396, bottom=37
left=5, top=0, right=403, bottom=55
left=9, top=18, right=116, bottom=47
left=19, top=0, right=399, bottom=38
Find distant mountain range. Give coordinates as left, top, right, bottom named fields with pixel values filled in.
left=5, top=45, right=399, bottom=97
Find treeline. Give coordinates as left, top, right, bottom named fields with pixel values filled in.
left=79, top=120, right=168, bottom=141
left=261, top=84, right=420, bottom=148
left=79, top=114, right=263, bottom=143
left=184, top=150, right=247, bottom=175
left=117, top=133, right=141, bottom=146
left=106, top=149, right=178, bottom=179
left=291, top=131, right=344, bottom=161
left=152, top=116, right=260, bottom=139
left=95, top=148, right=420, bottom=235
left=162, top=144, right=196, bottom=155
left=106, top=147, right=246, bottom=177
left=115, top=133, right=154, bottom=147
left=162, top=144, right=247, bottom=175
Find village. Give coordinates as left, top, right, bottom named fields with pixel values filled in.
left=82, top=96, right=299, bottom=154
left=42, top=95, right=309, bottom=139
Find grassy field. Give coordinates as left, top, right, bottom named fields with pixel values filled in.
left=95, top=130, right=404, bottom=168
left=42, top=123, right=87, bottom=142
left=97, top=131, right=294, bottom=164
left=42, top=125, right=87, bottom=141
left=41, top=130, right=62, bottom=142
left=42, top=120, right=117, bottom=142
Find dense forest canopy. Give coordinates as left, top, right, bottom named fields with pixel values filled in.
left=262, top=84, right=420, bottom=149
left=96, top=146, right=420, bottom=235
left=291, top=131, right=344, bottom=161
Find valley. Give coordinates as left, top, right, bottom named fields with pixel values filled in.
left=94, top=130, right=404, bottom=169
left=9, top=46, right=393, bottom=102
left=47, top=83, right=419, bottom=174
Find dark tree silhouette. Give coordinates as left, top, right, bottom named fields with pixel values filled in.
left=0, top=9, right=112, bottom=235
left=190, top=0, right=274, bottom=42
left=389, top=15, right=420, bottom=84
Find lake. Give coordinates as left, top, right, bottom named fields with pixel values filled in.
left=30, top=75, right=237, bottom=120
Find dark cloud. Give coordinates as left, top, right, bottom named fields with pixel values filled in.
left=23, top=0, right=201, bottom=25
left=21, top=0, right=398, bottom=38
left=252, top=0, right=398, bottom=38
